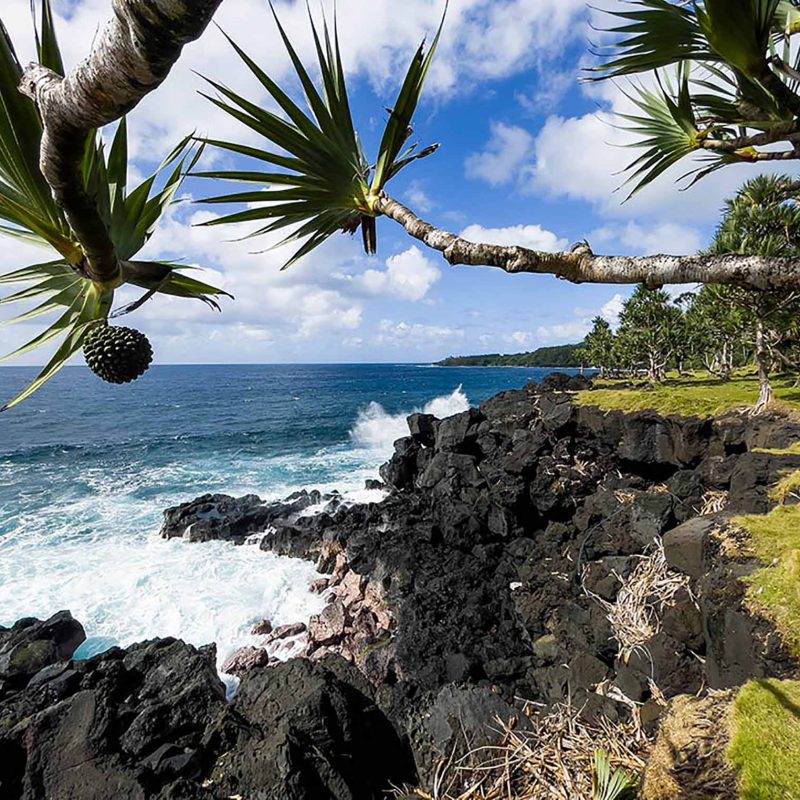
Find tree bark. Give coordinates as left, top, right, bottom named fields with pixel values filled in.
left=19, top=0, right=223, bottom=287
left=376, top=195, right=800, bottom=291
left=753, top=318, right=775, bottom=415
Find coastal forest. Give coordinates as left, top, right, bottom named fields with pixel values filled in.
left=1, top=2, right=800, bottom=800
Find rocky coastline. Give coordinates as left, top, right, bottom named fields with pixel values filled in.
left=2, top=373, right=799, bottom=799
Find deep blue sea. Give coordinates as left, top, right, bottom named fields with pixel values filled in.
left=0, top=363, right=583, bottom=673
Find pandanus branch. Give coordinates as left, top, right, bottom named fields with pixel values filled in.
left=18, top=0, right=223, bottom=287
left=374, top=195, right=800, bottom=292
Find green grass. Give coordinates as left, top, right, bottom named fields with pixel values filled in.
left=735, top=505, right=800, bottom=657
left=727, top=679, right=800, bottom=800
left=575, top=372, right=800, bottom=418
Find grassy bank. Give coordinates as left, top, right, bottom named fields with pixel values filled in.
left=734, top=504, right=800, bottom=658
left=728, top=679, right=800, bottom=800
left=575, top=372, right=800, bottom=418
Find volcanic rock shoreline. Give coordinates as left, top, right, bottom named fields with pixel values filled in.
left=3, top=374, right=800, bottom=799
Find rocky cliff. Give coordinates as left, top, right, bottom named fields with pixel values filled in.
left=2, top=374, right=798, bottom=799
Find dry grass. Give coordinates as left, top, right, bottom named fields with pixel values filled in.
left=700, top=490, right=728, bottom=516
left=584, top=539, right=692, bottom=664
left=768, top=469, right=800, bottom=505
left=397, top=701, right=651, bottom=800
left=642, top=690, right=737, bottom=800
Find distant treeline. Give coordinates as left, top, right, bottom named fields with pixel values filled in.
left=436, top=343, right=585, bottom=368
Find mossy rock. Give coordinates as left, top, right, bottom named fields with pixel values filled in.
left=4, top=639, right=56, bottom=677
left=734, top=505, right=800, bottom=657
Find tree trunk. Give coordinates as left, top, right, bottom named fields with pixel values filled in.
left=376, top=195, right=800, bottom=291
left=753, top=318, right=774, bottom=415
left=19, top=0, right=223, bottom=286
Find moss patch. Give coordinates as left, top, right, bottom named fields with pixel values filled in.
left=754, top=442, right=800, bottom=456
left=734, top=506, right=800, bottom=657
left=576, top=372, right=800, bottom=418
left=728, top=680, right=800, bottom=800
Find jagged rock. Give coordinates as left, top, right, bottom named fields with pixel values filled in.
left=308, top=602, right=347, bottom=646
left=265, top=622, right=307, bottom=643
left=407, top=413, right=438, bottom=447
left=250, top=619, right=273, bottom=635
left=221, top=646, right=270, bottom=677
left=434, top=408, right=483, bottom=452
left=406, top=685, right=529, bottom=790
left=663, top=515, right=721, bottom=578
left=208, top=657, right=415, bottom=799
left=480, top=389, right=535, bottom=435
left=308, top=577, right=330, bottom=594
left=160, top=490, right=325, bottom=543
left=0, top=612, right=85, bottom=695
left=0, top=638, right=226, bottom=800
left=728, top=452, right=800, bottom=513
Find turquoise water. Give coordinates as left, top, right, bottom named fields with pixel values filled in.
left=0, top=364, right=582, bottom=669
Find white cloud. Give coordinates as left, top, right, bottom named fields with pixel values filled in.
left=355, top=247, right=441, bottom=302
left=404, top=182, right=435, bottom=214
left=588, top=222, right=704, bottom=257
left=600, top=293, right=625, bottom=326
left=535, top=320, right=592, bottom=344
left=376, top=318, right=464, bottom=349
left=508, top=330, right=534, bottom=347
left=465, top=122, right=534, bottom=186
left=528, top=81, right=791, bottom=227
left=536, top=291, right=628, bottom=344
left=460, top=223, right=567, bottom=252
left=3, top=0, right=589, bottom=161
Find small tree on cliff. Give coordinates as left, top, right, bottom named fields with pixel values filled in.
left=706, top=175, right=800, bottom=410
left=614, top=287, right=683, bottom=383
left=6, top=1, right=800, bottom=407
left=584, top=317, right=616, bottom=377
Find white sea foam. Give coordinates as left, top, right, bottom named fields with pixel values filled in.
left=0, top=385, right=470, bottom=686
left=349, top=385, right=470, bottom=453
left=0, top=527, right=326, bottom=683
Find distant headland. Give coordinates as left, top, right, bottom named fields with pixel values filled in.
left=435, top=342, right=584, bottom=368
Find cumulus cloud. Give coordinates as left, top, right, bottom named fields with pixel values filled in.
left=588, top=222, right=704, bottom=257
left=527, top=80, right=788, bottom=226
left=535, top=291, right=628, bottom=344
left=465, top=123, right=534, bottom=186
left=403, top=182, right=435, bottom=214
left=4, top=0, right=590, bottom=160
left=460, top=223, right=567, bottom=252
left=355, top=247, right=441, bottom=302
left=508, top=330, right=534, bottom=347
left=600, top=293, right=626, bottom=326
left=376, top=319, right=464, bottom=349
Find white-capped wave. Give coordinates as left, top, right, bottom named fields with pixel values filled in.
left=0, top=526, right=326, bottom=688
left=349, top=385, right=469, bottom=453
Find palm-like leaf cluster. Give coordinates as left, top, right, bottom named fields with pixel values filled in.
left=0, top=1, right=229, bottom=410
left=594, top=0, right=800, bottom=196
left=709, top=173, right=800, bottom=256
left=197, top=2, right=443, bottom=267
left=591, top=750, right=638, bottom=800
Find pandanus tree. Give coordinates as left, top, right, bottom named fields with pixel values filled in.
left=704, top=175, right=800, bottom=411
left=0, top=0, right=229, bottom=410
left=8, top=0, right=800, bottom=408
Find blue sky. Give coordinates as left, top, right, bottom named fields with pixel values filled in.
left=0, top=0, right=784, bottom=364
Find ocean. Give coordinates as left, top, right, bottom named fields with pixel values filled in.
left=0, top=363, right=583, bottom=675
